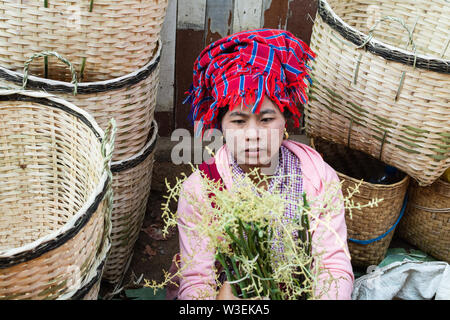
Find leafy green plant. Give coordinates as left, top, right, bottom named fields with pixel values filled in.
left=146, top=160, right=382, bottom=300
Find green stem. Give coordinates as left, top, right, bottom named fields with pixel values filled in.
left=216, top=252, right=238, bottom=297
left=229, top=256, right=248, bottom=299
left=225, top=224, right=266, bottom=297
left=255, top=225, right=283, bottom=300
left=44, top=0, right=49, bottom=78
left=228, top=240, right=250, bottom=295
left=44, top=57, right=48, bottom=79
left=259, top=256, right=281, bottom=299
left=79, top=1, right=94, bottom=81
left=244, top=222, right=278, bottom=298
left=238, top=220, right=276, bottom=298
left=79, top=57, right=86, bottom=82
left=225, top=221, right=283, bottom=299
left=302, top=193, right=312, bottom=258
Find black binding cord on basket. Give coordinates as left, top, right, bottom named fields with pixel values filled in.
left=0, top=94, right=114, bottom=269
left=317, top=0, right=450, bottom=74
left=110, top=119, right=158, bottom=173
left=71, top=259, right=106, bottom=300
left=348, top=193, right=408, bottom=245
left=0, top=39, right=161, bottom=94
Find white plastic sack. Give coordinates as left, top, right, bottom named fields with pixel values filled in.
left=352, top=260, right=450, bottom=300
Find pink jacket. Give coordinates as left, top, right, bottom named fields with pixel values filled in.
left=176, top=139, right=354, bottom=300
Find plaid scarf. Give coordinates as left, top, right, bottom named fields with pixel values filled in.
left=229, top=145, right=304, bottom=256
left=184, top=29, right=316, bottom=138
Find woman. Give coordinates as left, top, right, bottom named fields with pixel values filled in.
left=174, top=29, right=354, bottom=300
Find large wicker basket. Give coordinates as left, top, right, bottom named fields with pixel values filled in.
left=0, top=42, right=161, bottom=162
left=397, top=177, right=450, bottom=263
left=0, top=0, right=168, bottom=82
left=71, top=251, right=108, bottom=300
left=102, top=120, right=158, bottom=285
left=0, top=90, right=115, bottom=300
left=306, top=0, right=450, bottom=187
left=312, top=138, right=409, bottom=267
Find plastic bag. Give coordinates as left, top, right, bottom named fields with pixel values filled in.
left=352, top=258, right=450, bottom=300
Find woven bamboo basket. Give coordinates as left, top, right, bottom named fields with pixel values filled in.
left=0, top=89, right=115, bottom=300
left=311, top=138, right=410, bottom=267
left=70, top=219, right=112, bottom=300
left=0, top=41, right=161, bottom=162
left=71, top=253, right=108, bottom=300
left=0, top=0, right=168, bottom=82
left=102, top=120, right=158, bottom=284
left=397, top=177, right=450, bottom=263
left=306, top=0, right=450, bottom=187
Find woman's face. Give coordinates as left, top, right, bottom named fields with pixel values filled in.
left=220, top=95, right=286, bottom=172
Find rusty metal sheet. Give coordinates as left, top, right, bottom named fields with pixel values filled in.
left=174, top=29, right=205, bottom=133
left=286, top=0, right=318, bottom=44
left=205, top=0, right=234, bottom=46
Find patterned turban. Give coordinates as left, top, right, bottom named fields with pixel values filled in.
left=183, top=29, right=316, bottom=137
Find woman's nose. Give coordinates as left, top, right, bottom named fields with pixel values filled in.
left=245, top=121, right=260, bottom=141
left=245, top=128, right=258, bottom=139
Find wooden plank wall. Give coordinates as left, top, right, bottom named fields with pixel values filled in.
left=155, top=0, right=318, bottom=137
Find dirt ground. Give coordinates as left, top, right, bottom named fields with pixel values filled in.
left=124, top=190, right=180, bottom=284
left=99, top=189, right=180, bottom=299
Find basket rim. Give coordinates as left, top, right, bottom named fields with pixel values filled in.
left=317, top=0, right=450, bottom=74
left=0, top=90, right=110, bottom=268
left=310, top=137, right=410, bottom=190
left=111, top=119, right=159, bottom=173
left=70, top=259, right=105, bottom=300
left=68, top=242, right=110, bottom=300
left=337, top=168, right=410, bottom=190
left=0, top=39, right=162, bottom=94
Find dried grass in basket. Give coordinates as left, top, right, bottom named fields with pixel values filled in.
left=397, top=177, right=450, bottom=263
left=0, top=42, right=161, bottom=162
left=0, top=89, right=115, bottom=300
left=0, top=0, right=168, bottom=82
left=311, top=137, right=409, bottom=267
left=305, top=0, right=450, bottom=187
left=102, top=120, right=158, bottom=285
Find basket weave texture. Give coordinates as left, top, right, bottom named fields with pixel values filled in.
left=397, top=178, right=450, bottom=263
left=0, top=90, right=113, bottom=299
left=0, top=42, right=161, bottom=162
left=0, top=0, right=168, bottom=82
left=72, top=255, right=108, bottom=300
left=312, top=138, right=409, bottom=267
left=306, top=0, right=450, bottom=187
left=80, top=280, right=102, bottom=300
left=102, top=120, right=158, bottom=284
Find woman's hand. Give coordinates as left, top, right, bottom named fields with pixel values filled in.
left=216, top=282, right=241, bottom=300
left=217, top=282, right=271, bottom=300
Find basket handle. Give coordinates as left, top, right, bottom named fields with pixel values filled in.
left=101, top=118, right=117, bottom=198
left=354, top=16, right=418, bottom=101
left=100, top=118, right=117, bottom=257
left=356, top=16, right=418, bottom=66
left=101, top=118, right=117, bottom=221
left=22, top=51, right=79, bottom=95
left=101, top=118, right=117, bottom=169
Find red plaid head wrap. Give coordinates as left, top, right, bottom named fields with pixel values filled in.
left=184, top=29, right=316, bottom=138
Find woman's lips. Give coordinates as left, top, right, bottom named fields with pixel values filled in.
left=244, top=148, right=262, bottom=157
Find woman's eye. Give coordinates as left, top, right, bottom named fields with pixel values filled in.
left=231, top=120, right=245, bottom=124
left=261, top=118, right=273, bottom=122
